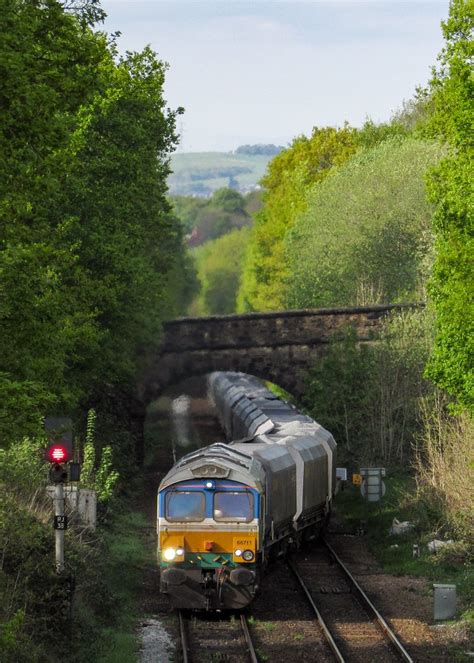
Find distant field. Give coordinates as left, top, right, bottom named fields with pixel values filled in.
left=168, top=152, right=273, bottom=196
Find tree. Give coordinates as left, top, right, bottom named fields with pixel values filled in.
left=302, top=310, right=434, bottom=465
left=424, top=0, right=473, bottom=411
left=211, top=188, right=246, bottom=214
left=63, top=46, right=186, bottom=390
left=237, top=126, right=359, bottom=312
left=284, top=138, right=444, bottom=309
left=173, top=188, right=251, bottom=247
left=0, top=0, right=111, bottom=426
left=190, top=228, right=251, bottom=315
left=0, top=1, right=192, bottom=439
left=235, top=144, right=283, bottom=156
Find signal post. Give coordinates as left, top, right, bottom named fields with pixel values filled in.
left=54, top=481, right=66, bottom=573
left=44, top=417, right=74, bottom=574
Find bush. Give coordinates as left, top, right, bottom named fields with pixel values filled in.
left=303, top=309, right=434, bottom=466
left=413, top=394, right=474, bottom=540
left=0, top=421, right=124, bottom=661
left=285, top=137, right=445, bottom=308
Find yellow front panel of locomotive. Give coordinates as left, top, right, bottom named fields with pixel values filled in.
left=160, top=534, right=185, bottom=561
left=232, top=536, right=257, bottom=563
left=160, top=530, right=257, bottom=556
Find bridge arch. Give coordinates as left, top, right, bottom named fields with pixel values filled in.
left=138, top=304, right=417, bottom=404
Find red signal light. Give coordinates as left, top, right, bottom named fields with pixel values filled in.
left=46, top=444, right=70, bottom=463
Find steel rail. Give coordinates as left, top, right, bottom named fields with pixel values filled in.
left=287, top=559, right=345, bottom=662
left=240, top=613, right=259, bottom=663
left=178, top=610, right=189, bottom=663
left=178, top=610, right=257, bottom=663
left=322, top=539, right=413, bottom=663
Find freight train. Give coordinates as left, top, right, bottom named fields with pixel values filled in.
left=157, top=372, right=336, bottom=610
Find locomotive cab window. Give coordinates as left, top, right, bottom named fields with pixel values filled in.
left=214, top=491, right=254, bottom=522
left=165, top=491, right=205, bottom=522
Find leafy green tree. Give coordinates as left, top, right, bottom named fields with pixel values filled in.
left=0, top=0, right=111, bottom=426
left=0, top=2, right=193, bottom=442
left=171, top=196, right=207, bottom=234
left=424, top=0, right=474, bottom=411
left=173, top=188, right=251, bottom=247
left=190, top=227, right=251, bottom=315
left=237, top=125, right=359, bottom=312
left=303, top=310, right=434, bottom=465
left=211, top=188, right=246, bottom=214
left=284, top=138, right=444, bottom=309
left=64, top=46, right=184, bottom=390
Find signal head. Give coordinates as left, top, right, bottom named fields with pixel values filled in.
left=46, top=444, right=71, bottom=463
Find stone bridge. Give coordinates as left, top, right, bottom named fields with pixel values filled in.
left=139, top=304, right=417, bottom=402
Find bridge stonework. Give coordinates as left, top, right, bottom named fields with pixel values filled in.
left=139, top=304, right=416, bottom=403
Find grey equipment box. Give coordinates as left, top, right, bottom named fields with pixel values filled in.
left=433, top=584, right=457, bottom=620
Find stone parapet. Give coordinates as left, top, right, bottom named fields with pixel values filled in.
left=139, top=304, right=422, bottom=402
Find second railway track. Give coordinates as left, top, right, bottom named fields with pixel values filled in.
left=288, top=539, right=413, bottom=663
left=179, top=610, right=258, bottom=663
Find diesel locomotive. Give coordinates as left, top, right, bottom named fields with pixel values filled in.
left=157, top=372, right=336, bottom=610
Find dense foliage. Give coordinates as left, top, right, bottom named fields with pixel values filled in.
left=0, top=0, right=191, bottom=437
left=190, top=227, right=251, bottom=316
left=237, top=125, right=359, bottom=311
left=424, top=0, right=473, bottom=411
left=172, top=188, right=253, bottom=246
left=302, top=310, right=435, bottom=466
left=285, top=138, right=444, bottom=308
left=171, top=189, right=260, bottom=315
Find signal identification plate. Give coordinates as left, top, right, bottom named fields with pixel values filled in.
left=54, top=515, right=68, bottom=530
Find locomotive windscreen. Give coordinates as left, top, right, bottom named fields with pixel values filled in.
left=165, top=491, right=205, bottom=521
left=214, top=491, right=254, bottom=522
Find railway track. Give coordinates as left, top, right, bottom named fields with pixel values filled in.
left=178, top=610, right=258, bottom=663
left=287, top=540, right=413, bottom=663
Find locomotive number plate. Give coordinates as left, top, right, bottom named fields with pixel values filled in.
left=235, top=538, right=253, bottom=547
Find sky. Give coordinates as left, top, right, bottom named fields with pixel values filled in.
left=100, top=1, right=450, bottom=152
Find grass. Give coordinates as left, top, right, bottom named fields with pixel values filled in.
left=72, top=507, right=152, bottom=662
left=334, top=475, right=473, bottom=618
left=247, top=616, right=276, bottom=632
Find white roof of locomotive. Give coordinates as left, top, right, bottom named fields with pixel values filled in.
left=158, top=442, right=265, bottom=492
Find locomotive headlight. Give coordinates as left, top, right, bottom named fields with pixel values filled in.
left=176, top=547, right=185, bottom=556
left=234, top=548, right=243, bottom=557
left=163, top=547, right=176, bottom=561
left=242, top=549, right=254, bottom=562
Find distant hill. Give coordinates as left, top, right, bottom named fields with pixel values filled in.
left=168, top=148, right=281, bottom=197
